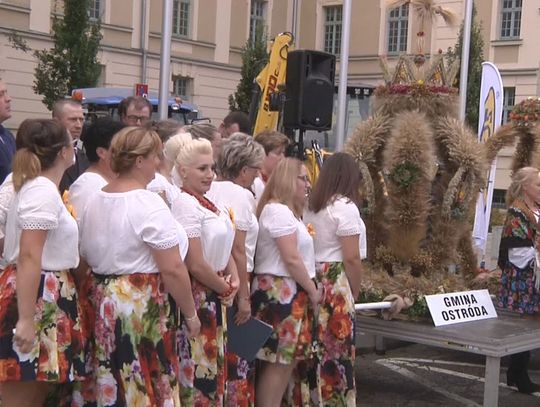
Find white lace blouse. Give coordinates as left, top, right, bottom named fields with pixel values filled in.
left=80, top=189, right=180, bottom=275
left=68, top=171, right=108, bottom=225
left=206, top=180, right=259, bottom=272
left=255, top=202, right=315, bottom=278
left=304, top=196, right=364, bottom=262
left=3, top=176, right=79, bottom=270
left=172, top=190, right=235, bottom=272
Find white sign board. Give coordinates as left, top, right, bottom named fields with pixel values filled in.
left=425, top=289, right=497, bottom=327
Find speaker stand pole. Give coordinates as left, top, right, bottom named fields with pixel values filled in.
left=297, top=128, right=305, bottom=161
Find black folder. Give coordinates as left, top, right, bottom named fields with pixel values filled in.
left=226, top=307, right=273, bottom=362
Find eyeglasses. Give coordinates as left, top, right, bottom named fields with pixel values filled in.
left=126, top=115, right=150, bottom=123
left=297, top=175, right=310, bottom=183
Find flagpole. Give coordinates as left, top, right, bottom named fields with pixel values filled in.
left=334, top=0, right=351, bottom=151
left=158, top=0, right=173, bottom=120
left=458, top=0, right=474, bottom=121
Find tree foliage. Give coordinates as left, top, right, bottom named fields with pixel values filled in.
left=10, top=0, right=102, bottom=110
left=446, top=4, right=484, bottom=130
left=228, top=28, right=269, bottom=114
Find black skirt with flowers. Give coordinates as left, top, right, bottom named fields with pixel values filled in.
left=250, top=274, right=314, bottom=365
left=0, top=265, right=87, bottom=382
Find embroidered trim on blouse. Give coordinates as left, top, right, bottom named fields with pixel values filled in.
left=234, top=221, right=252, bottom=232
left=148, top=239, right=179, bottom=250
left=337, top=227, right=361, bottom=237
left=20, top=219, right=58, bottom=230
left=185, top=230, right=202, bottom=239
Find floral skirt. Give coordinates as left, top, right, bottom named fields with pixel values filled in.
left=225, top=310, right=255, bottom=407
left=498, top=263, right=540, bottom=315
left=289, top=262, right=356, bottom=406
left=178, top=279, right=226, bottom=406
left=250, top=274, right=314, bottom=365
left=0, top=265, right=86, bottom=383
left=79, top=272, right=180, bottom=407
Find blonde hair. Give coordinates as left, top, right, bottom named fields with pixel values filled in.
left=506, top=166, right=540, bottom=207
left=109, top=126, right=162, bottom=174
left=163, top=132, right=193, bottom=163
left=256, top=157, right=303, bottom=218
left=174, top=137, right=213, bottom=168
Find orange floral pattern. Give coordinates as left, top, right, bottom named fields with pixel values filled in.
left=178, top=279, right=226, bottom=406
left=290, top=262, right=356, bottom=406
left=251, top=274, right=314, bottom=364
left=0, top=266, right=87, bottom=383
left=77, top=272, right=181, bottom=406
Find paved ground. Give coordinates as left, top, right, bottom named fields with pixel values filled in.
left=356, top=341, right=540, bottom=406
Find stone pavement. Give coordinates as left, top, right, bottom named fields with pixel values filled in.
left=356, top=342, right=540, bottom=406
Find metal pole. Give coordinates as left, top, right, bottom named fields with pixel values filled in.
left=334, top=0, right=351, bottom=151
left=158, top=0, right=173, bottom=120
left=141, top=0, right=148, bottom=83
left=291, top=0, right=299, bottom=40
left=458, top=0, right=474, bottom=121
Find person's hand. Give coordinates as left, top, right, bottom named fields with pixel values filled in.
left=308, top=284, right=323, bottom=311
left=185, top=315, right=201, bottom=338
left=234, top=297, right=251, bottom=325
left=13, top=318, right=36, bottom=354
left=219, top=275, right=239, bottom=307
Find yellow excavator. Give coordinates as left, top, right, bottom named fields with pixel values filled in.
left=251, top=32, right=330, bottom=184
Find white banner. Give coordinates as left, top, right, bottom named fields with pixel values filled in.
left=472, top=62, right=504, bottom=257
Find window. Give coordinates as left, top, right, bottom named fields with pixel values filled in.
left=250, top=0, right=267, bottom=42
left=500, top=0, right=522, bottom=39
left=88, top=0, right=102, bottom=20
left=492, top=189, right=507, bottom=209
left=387, top=4, right=409, bottom=54
left=173, top=0, right=190, bottom=37
left=502, top=87, right=515, bottom=124
left=324, top=6, right=342, bottom=55
left=173, top=76, right=191, bottom=98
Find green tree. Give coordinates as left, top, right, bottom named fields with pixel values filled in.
left=446, top=4, right=484, bottom=129
left=10, top=0, right=102, bottom=110
left=228, top=28, right=269, bottom=114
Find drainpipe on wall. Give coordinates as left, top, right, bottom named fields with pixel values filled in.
left=141, top=0, right=148, bottom=84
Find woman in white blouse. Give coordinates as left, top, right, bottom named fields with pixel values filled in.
left=68, top=117, right=125, bottom=222
left=0, top=119, right=85, bottom=406
left=78, top=126, right=200, bottom=406
left=252, top=157, right=321, bottom=407
left=170, top=137, right=238, bottom=406
left=303, top=152, right=364, bottom=406
left=206, top=133, right=265, bottom=405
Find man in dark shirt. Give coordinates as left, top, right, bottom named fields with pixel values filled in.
left=52, top=99, right=89, bottom=193
left=0, top=79, right=16, bottom=184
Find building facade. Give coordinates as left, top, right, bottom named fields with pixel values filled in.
left=0, top=0, right=539, bottom=194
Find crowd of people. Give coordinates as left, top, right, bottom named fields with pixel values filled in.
left=0, top=85, right=366, bottom=407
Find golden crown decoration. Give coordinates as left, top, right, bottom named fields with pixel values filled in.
left=376, top=0, right=459, bottom=97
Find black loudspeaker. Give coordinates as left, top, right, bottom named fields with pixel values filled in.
left=283, top=50, right=336, bottom=131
